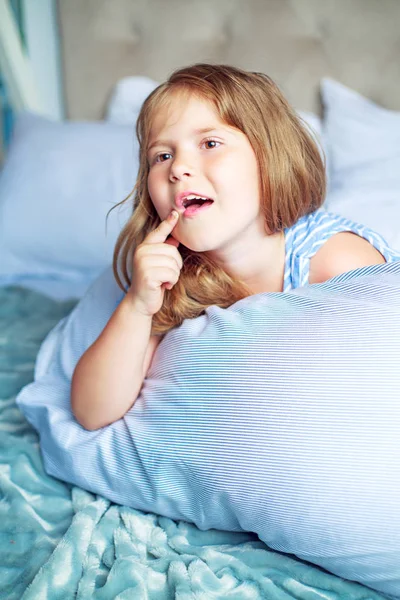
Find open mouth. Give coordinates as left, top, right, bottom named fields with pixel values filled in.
left=182, top=195, right=214, bottom=216
left=183, top=198, right=214, bottom=217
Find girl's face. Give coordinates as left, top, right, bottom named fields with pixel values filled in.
left=146, top=93, right=264, bottom=254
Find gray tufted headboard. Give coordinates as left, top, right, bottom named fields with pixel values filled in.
left=57, top=0, right=400, bottom=120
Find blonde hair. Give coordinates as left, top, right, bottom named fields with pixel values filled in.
left=109, top=63, right=326, bottom=336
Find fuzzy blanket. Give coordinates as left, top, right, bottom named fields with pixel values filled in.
left=0, top=285, right=391, bottom=599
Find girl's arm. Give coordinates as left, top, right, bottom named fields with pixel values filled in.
left=71, top=210, right=182, bottom=432
left=309, top=232, right=385, bottom=284
left=71, top=295, right=161, bottom=431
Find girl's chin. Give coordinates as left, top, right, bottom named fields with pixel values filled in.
left=179, top=240, right=205, bottom=252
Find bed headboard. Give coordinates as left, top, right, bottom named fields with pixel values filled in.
left=57, top=0, right=400, bottom=121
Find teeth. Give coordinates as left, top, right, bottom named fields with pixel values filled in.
left=182, top=194, right=210, bottom=208
left=185, top=194, right=208, bottom=201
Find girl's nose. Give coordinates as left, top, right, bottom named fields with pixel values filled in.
left=169, top=153, right=195, bottom=182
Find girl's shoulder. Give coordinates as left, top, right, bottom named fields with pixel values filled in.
left=283, top=208, right=400, bottom=290
left=284, top=209, right=341, bottom=265
left=285, top=208, right=398, bottom=261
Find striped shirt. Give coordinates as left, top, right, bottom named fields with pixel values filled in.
left=283, top=208, right=400, bottom=291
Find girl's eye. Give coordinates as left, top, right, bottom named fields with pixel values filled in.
left=152, top=139, right=220, bottom=164
left=202, top=138, right=220, bottom=150
left=154, top=153, right=172, bottom=164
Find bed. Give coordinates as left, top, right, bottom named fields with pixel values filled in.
left=1, top=1, right=400, bottom=598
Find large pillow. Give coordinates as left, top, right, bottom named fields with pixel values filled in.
left=16, top=262, right=400, bottom=600
left=0, top=112, right=135, bottom=287
left=322, top=78, right=400, bottom=251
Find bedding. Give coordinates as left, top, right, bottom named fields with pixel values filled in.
left=0, top=112, right=135, bottom=288
left=0, top=274, right=91, bottom=301
left=106, top=75, right=159, bottom=125
left=322, top=78, right=400, bottom=251
left=1, top=285, right=392, bottom=600
left=13, top=262, right=400, bottom=600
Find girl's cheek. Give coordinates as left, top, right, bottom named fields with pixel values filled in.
left=148, top=168, right=162, bottom=186
left=147, top=170, right=157, bottom=188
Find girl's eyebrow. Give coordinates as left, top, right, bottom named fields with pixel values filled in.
left=147, top=127, right=229, bottom=152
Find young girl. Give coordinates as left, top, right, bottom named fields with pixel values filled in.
left=71, top=63, right=400, bottom=431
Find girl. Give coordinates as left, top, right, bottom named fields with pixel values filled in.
left=71, top=63, right=400, bottom=431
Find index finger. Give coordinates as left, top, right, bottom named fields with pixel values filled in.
left=144, top=210, right=180, bottom=245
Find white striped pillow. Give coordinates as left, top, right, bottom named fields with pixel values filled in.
left=17, top=261, right=400, bottom=599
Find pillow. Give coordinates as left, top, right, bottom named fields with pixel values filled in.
left=106, top=75, right=159, bottom=125
left=16, top=261, right=400, bottom=599
left=0, top=112, right=135, bottom=286
left=322, top=78, right=400, bottom=251
left=297, top=110, right=322, bottom=140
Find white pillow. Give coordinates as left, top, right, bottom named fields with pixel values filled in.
left=106, top=76, right=159, bottom=125
left=322, top=78, right=400, bottom=251
left=297, top=110, right=322, bottom=140
left=0, top=112, right=135, bottom=284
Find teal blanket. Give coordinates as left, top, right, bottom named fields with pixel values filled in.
left=0, top=285, right=390, bottom=599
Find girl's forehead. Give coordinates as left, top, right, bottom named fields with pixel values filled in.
left=149, top=92, right=222, bottom=134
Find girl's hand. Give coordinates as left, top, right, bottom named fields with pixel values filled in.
left=128, top=210, right=183, bottom=317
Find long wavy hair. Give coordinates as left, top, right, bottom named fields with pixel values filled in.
left=109, top=63, right=326, bottom=336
